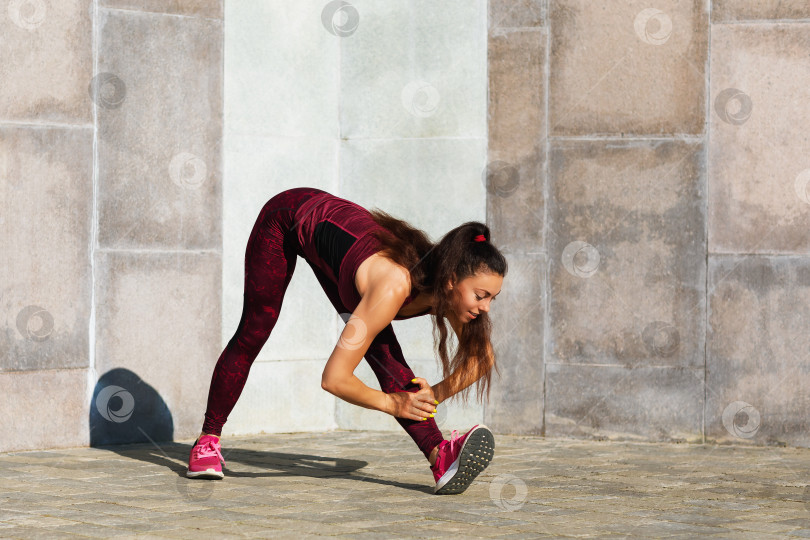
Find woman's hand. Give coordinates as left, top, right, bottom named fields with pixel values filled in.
left=386, top=377, right=438, bottom=421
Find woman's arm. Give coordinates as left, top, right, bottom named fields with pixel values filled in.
left=320, top=272, right=410, bottom=415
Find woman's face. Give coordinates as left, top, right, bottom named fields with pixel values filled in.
left=447, top=270, right=504, bottom=322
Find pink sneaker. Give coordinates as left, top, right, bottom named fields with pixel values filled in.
left=430, top=424, right=495, bottom=494
left=186, top=435, right=226, bottom=479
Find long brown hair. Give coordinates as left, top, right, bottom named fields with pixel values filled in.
left=366, top=208, right=508, bottom=405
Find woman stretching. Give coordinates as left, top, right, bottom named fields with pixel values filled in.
left=186, top=187, right=507, bottom=495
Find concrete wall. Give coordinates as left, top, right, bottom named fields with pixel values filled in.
left=0, top=1, right=223, bottom=452
left=485, top=0, right=810, bottom=448
left=3, top=0, right=809, bottom=453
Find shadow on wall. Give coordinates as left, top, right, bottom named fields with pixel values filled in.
left=89, top=368, right=173, bottom=446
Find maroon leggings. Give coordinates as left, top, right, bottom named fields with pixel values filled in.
left=201, top=187, right=445, bottom=460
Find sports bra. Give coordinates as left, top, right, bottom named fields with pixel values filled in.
left=294, top=190, right=432, bottom=320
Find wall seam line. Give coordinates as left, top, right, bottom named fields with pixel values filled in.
left=88, top=0, right=100, bottom=429
left=484, top=0, right=490, bottom=427
left=334, top=10, right=343, bottom=431
left=703, top=0, right=713, bottom=446
left=0, top=121, right=93, bottom=129
left=542, top=0, right=550, bottom=438
left=98, top=5, right=222, bottom=22
left=96, top=248, right=222, bottom=254
left=713, top=18, right=810, bottom=25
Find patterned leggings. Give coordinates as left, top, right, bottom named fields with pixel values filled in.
left=201, top=187, right=445, bottom=461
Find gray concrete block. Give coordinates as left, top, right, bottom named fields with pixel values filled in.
left=548, top=0, right=708, bottom=136
left=548, top=140, right=706, bottom=368
left=487, top=28, right=546, bottom=253
left=545, top=363, right=704, bottom=442
left=221, top=133, right=338, bottom=359
left=709, top=24, right=810, bottom=253
left=485, top=253, right=544, bottom=435
left=0, top=368, right=90, bottom=452
left=222, top=359, right=337, bottom=437
left=224, top=0, right=338, bottom=138
left=0, top=0, right=92, bottom=124
left=712, top=0, right=810, bottom=22
left=93, top=250, right=221, bottom=441
left=0, top=126, right=93, bottom=372
left=100, top=0, right=223, bottom=18
left=339, top=1, right=487, bottom=139
left=706, top=255, right=810, bottom=448
left=95, top=8, right=222, bottom=249
left=490, top=0, right=545, bottom=28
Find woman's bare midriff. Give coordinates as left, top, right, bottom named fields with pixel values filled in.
left=355, top=252, right=435, bottom=318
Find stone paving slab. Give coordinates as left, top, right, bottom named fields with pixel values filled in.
left=0, top=430, right=809, bottom=538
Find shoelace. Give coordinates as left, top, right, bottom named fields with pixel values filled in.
left=448, top=429, right=461, bottom=457
left=194, top=439, right=226, bottom=467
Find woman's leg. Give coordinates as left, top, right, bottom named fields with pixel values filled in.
left=201, top=189, right=317, bottom=436
left=364, top=324, right=445, bottom=461
left=305, top=260, right=444, bottom=461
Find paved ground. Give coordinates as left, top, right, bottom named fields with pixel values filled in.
left=1, top=429, right=809, bottom=538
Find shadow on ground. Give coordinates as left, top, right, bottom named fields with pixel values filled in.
left=88, top=369, right=433, bottom=495
left=92, top=440, right=434, bottom=495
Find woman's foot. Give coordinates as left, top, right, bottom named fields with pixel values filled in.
left=429, top=444, right=440, bottom=466
left=186, top=434, right=226, bottom=479
left=430, top=424, right=495, bottom=495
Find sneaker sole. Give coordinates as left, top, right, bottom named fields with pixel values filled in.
left=434, top=425, right=495, bottom=495
left=186, top=468, right=224, bottom=479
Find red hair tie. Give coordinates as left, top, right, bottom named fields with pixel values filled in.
left=474, top=234, right=486, bottom=242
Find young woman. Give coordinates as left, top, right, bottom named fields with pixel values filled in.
left=186, top=187, right=507, bottom=495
